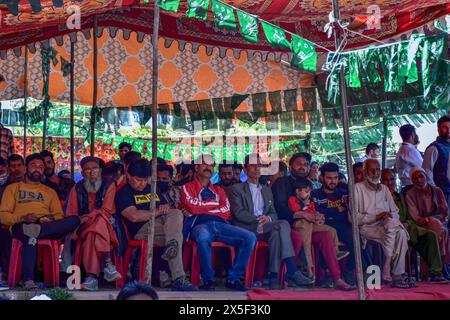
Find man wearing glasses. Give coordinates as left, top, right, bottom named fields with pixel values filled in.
left=65, top=156, right=122, bottom=291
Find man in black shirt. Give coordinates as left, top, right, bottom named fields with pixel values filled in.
left=115, top=158, right=196, bottom=291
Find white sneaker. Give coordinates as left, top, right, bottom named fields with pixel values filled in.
left=103, top=264, right=122, bottom=282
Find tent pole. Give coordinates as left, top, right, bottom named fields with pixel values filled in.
left=42, top=41, right=51, bottom=151
left=145, top=3, right=160, bottom=285
left=90, top=16, right=98, bottom=157
left=332, top=0, right=366, bottom=300
left=70, top=39, right=75, bottom=181
left=381, top=117, right=388, bottom=169
left=23, top=46, right=28, bottom=159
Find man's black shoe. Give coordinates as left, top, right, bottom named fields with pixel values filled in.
left=268, top=278, right=284, bottom=290
left=225, top=279, right=248, bottom=291
left=199, top=280, right=216, bottom=291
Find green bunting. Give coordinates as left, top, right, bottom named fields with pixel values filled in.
left=344, top=53, right=361, bottom=88
left=322, top=108, right=337, bottom=129
left=212, top=0, right=236, bottom=29
left=261, top=21, right=291, bottom=50
left=365, top=103, right=380, bottom=120
left=236, top=10, right=258, bottom=43
left=379, top=101, right=392, bottom=117
left=187, top=0, right=210, bottom=21
left=157, top=0, right=181, bottom=12
left=308, top=111, right=321, bottom=131
left=356, top=47, right=381, bottom=83
left=291, top=34, right=317, bottom=72
left=350, top=105, right=365, bottom=126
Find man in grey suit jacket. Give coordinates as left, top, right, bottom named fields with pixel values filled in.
left=229, top=154, right=314, bottom=289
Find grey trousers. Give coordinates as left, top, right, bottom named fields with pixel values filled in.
left=261, top=220, right=296, bottom=273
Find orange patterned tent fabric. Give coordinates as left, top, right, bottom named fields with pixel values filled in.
left=0, top=0, right=449, bottom=51
left=0, top=29, right=313, bottom=109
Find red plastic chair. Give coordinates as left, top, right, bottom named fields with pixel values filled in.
left=73, top=238, right=122, bottom=288
left=118, top=219, right=150, bottom=288
left=244, top=241, right=286, bottom=288
left=182, top=240, right=236, bottom=286
left=8, top=238, right=60, bottom=288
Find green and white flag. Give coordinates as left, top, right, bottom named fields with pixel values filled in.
left=261, top=21, right=291, bottom=50
left=212, top=0, right=236, bottom=29
left=157, top=0, right=181, bottom=12
left=236, top=10, right=258, bottom=43
left=187, top=0, right=211, bottom=21
left=350, top=105, right=364, bottom=126
left=291, top=34, right=317, bottom=72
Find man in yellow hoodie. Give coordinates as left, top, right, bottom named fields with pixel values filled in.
left=0, top=153, right=79, bottom=290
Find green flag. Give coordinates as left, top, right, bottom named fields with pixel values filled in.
left=261, top=21, right=291, bottom=50
left=236, top=10, right=258, bottom=43
left=357, top=47, right=381, bottom=83
left=293, top=111, right=306, bottom=131
left=379, top=101, right=392, bottom=117
left=345, top=53, right=361, bottom=88
left=391, top=100, right=404, bottom=115
left=265, top=114, right=279, bottom=131
left=322, top=108, right=337, bottom=129
left=157, top=0, right=181, bottom=12
left=212, top=0, right=236, bottom=29
left=291, top=34, right=317, bottom=72
left=134, top=139, right=145, bottom=153
left=187, top=0, right=210, bottom=21
left=308, top=111, right=321, bottom=131
left=350, top=105, right=364, bottom=126
left=365, top=103, right=380, bottom=120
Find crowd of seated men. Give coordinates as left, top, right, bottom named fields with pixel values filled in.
left=0, top=115, right=448, bottom=292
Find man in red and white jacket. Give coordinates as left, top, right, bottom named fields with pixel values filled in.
left=180, top=154, right=256, bottom=291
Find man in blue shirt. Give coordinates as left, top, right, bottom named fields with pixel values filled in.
left=312, top=162, right=355, bottom=284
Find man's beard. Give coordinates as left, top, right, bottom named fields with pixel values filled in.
left=222, top=179, right=234, bottom=186
left=27, top=172, right=43, bottom=182
left=292, top=171, right=308, bottom=179
left=44, top=168, right=54, bottom=178
left=325, top=183, right=337, bottom=191
left=440, top=133, right=450, bottom=140
left=367, top=177, right=380, bottom=185
left=84, top=177, right=102, bottom=192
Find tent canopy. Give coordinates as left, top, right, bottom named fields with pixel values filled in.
left=1, top=0, right=449, bottom=52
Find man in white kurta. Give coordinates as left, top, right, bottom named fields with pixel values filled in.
left=354, top=159, right=409, bottom=288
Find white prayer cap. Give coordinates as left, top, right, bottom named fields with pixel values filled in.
left=410, top=167, right=426, bottom=180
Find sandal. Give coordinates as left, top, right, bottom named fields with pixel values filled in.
left=391, top=278, right=410, bottom=289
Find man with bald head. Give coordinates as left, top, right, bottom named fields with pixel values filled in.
left=381, top=169, right=448, bottom=282
left=354, top=159, right=410, bottom=288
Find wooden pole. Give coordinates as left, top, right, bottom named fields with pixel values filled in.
left=332, top=0, right=365, bottom=300
left=70, top=39, right=75, bottom=181
left=23, top=46, right=28, bottom=159
left=90, top=16, right=98, bottom=157
left=145, top=3, right=160, bottom=285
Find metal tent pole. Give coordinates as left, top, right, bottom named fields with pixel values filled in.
left=332, top=0, right=366, bottom=300
left=90, top=16, right=98, bottom=157
left=23, top=46, right=28, bottom=159
left=381, top=117, right=388, bottom=169
left=70, top=39, right=75, bottom=181
left=42, top=41, right=51, bottom=151
left=145, top=3, right=160, bottom=285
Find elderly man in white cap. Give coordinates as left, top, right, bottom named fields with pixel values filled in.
left=405, top=166, right=450, bottom=278
left=354, top=159, right=410, bottom=288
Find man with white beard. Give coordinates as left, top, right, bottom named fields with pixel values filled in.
left=65, top=156, right=121, bottom=291
left=354, top=159, right=410, bottom=288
